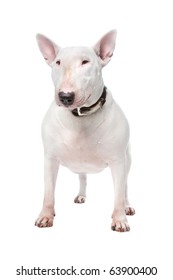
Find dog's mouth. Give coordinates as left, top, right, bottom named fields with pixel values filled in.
left=55, top=92, right=91, bottom=110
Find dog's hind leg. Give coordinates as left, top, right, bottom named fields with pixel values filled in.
left=74, top=173, right=87, bottom=203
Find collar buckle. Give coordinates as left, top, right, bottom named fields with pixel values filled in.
left=77, top=107, right=86, bottom=116
left=72, top=86, right=107, bottom=117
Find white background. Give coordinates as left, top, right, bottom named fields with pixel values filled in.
left=0, top=0, right=173, bottom=279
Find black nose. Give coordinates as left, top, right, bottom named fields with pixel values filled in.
left=59, top=91, right=75, bottom=106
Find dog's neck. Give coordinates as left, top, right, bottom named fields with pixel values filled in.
left=71, top=86, right=107, bottom=117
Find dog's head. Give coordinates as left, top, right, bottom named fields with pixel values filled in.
left=36, top=30, right=117, bottom=109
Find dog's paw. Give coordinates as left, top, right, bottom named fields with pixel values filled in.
left=111, top=221, right=130, bottom=232
left=125, top=206, right=135, bottom=216
left=111, top=220, right=130, bottom=232
left=74, top=195, right=86, bottom=203
left=35, top=208, right=55, bottom=228
left=111, top=210, right=130, bottom=232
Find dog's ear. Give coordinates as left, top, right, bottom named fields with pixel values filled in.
left=93, top=30, right=117, bottom=66
left=36, top=34, right=60, bottom=66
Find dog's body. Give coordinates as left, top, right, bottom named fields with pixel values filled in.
left=35, top=30, right=135, bottom=232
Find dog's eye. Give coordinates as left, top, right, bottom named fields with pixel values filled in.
left=56, top=60, right=61, bottom=65
left=82, top=60, right=89, bottom=65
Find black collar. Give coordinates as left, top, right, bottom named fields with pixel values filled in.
left=72, top=86, right=107, bottom=117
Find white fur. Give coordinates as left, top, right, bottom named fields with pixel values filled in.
left=35, top=30, right=135, bottom=231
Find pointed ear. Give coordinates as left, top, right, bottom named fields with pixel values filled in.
left=36, top=34, right=60, bottom=66
left=93, top=30, right=117, bottom=66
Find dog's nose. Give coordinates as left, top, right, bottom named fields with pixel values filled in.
left=59, top=91, right=75, bottom=106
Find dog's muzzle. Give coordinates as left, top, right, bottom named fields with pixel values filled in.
left=59, top=91, right=75, bottom=107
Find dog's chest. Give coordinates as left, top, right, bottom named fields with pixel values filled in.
left=43, top=101, right=127, bottom=173
left=56, top=129, right=108, bottom=173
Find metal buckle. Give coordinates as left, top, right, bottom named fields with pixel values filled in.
left=77, top=107, right=86, bottom=116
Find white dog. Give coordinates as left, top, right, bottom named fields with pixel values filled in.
left=35, top=30, right=135, bottom=232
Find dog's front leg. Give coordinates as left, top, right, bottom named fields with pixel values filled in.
left=110, top=159, right=130, bottom=232
left=35, top=156, right=59, bottom=228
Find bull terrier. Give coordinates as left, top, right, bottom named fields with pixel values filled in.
left=35, top=30, right=135, bottom=232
